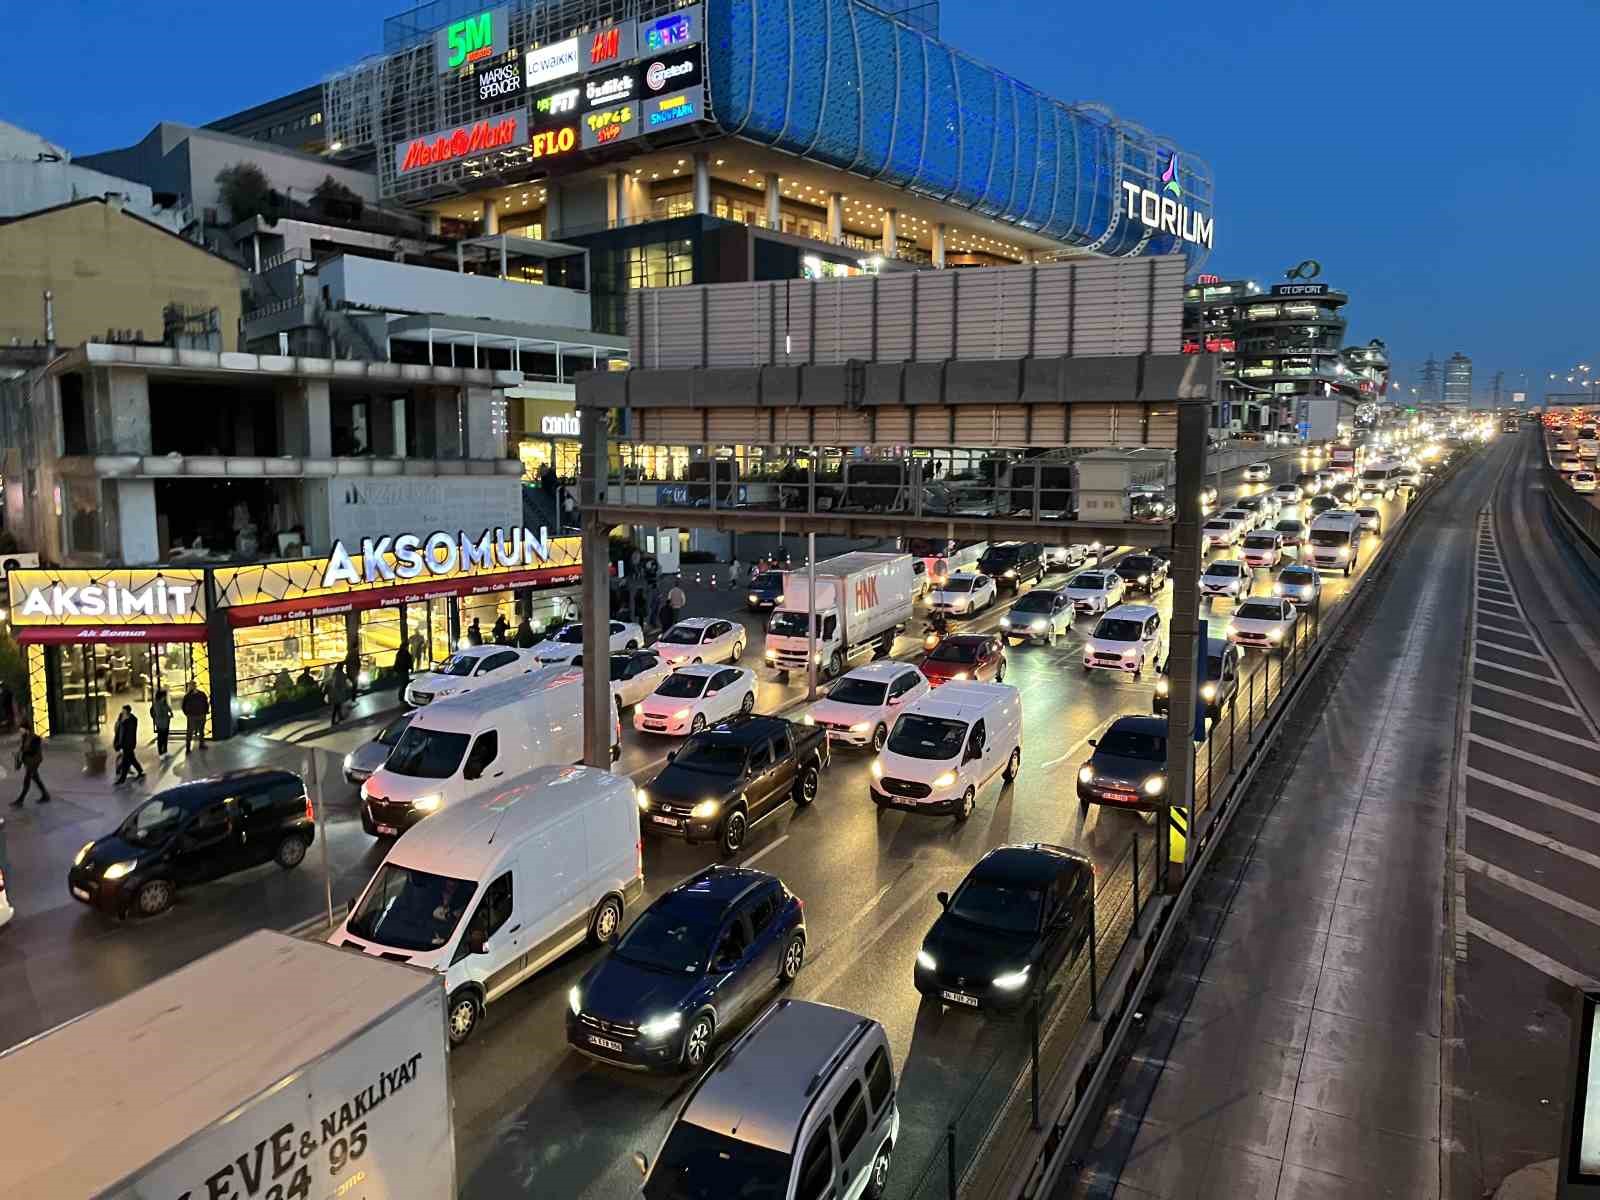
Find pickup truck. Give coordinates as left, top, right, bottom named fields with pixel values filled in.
left=636, top=715, right=830, bottom=856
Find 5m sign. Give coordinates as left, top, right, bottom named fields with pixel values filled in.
left=436, top=7, right=510, bottom=72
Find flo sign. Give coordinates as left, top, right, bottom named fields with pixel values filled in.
left=320, top=527, right=556, bottom=589
left=1120, top=153, right=1214, bottom=250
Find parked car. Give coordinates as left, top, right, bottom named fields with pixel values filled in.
left=914, top=844, right=1093, bottom=1013
left=1114, top=553, right=1169, bottom=595
left=70, top=769, right=314, bottom=918
left=804, top=661, right=931, bottom=751
left=633, top=665, right=758, bottom=737
left=343, top=711, right=415, bottom=785
left=920, top=633, right=1007, bottom=686
left=650, top=617, right=748, bottom=666
left=1000, top=588, right=1074, bottom=645
left=636, top=715, right=828, bottom=855
left=568, top=866, right=806, bottom=1070
left=1075, top=717, right=1168, bottom=811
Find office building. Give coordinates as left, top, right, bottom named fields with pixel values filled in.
left=1444, top=351, right=1473, bottom=405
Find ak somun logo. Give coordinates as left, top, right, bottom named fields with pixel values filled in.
left=1120, top=152, right=1213, bottom=249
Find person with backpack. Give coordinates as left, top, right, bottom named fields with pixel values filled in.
left=11, top=723, right=48, bottom=806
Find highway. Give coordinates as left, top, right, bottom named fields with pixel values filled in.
left=0, top=449, right=1415, bottom=1199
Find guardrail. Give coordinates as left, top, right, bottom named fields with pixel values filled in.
left=1544, top=452, right=1600, bottom=550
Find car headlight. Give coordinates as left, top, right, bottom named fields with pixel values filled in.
left=1337, top=548, right=1350, bottom=560
left=690, top=799, right=720, bottom=819
left=1031, top=619, right=1046, bottom=632
left=1155, top=678, right=1169, bottom=696
left=802, top=713, right=816, bottom=725
left=569, top=986, right=582, bottom=1016
left=748, top=593, right=760, bottom=603
left=952, top=671, right=970, bottom=681
left=673, top=708, right=691, bottom=721
left=850, top=721, right=872, bottom=733
left=1274, top=584, right=1284, bottom=595
left=343, top=753, right=355, bottom=772
left=871, top=759, right=883, bottom=778
left=103, top=860, right=137, bottom=881
left=639, top=1012, right=684, bottom=1040
left=1143, top=776, right=1165, bottom=797
left=765, top=647, right=777, bottom=660
left=1268, top=628, right=1284, bottom=642
left=636, top=789, right=651, bottom=811
left=917, top=949, right=938, bottom=971
left=1138, top=575, right=1149, bottom=584
left=412, top=793, right=443, bottom=812
left=359, top=781, right=371, bottom=801
left=74, top=841, right=95, bottom=867
left=992, top=966, right=1031, bottom=990
left=932, top=771, right=957, bottom=789
left=1000, top=617, right=1011, bottom=628
left=1005, top=569, right=1017, bottom=577
left=1201, top=683, right=1218, bottom=701
left=1226, top=629, right=1239, bottom=641
left=1078, top=765, right=1095, bottom=785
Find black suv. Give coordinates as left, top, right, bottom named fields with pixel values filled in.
left=977, top=542, right=1046, bottom=591
left=1114, top=553, right=1169, bottom=595
left=637, top=716, right=829, bottom=855
left=69, top=769, right=314, bottom=918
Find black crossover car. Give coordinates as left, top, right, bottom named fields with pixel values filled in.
left=914, top=844, right=1094, bottom=1012
left=745, top=570, right=786, bottom=611
left=1075, top=716, right=1170, bottom=811
left=567, top=865, right=806, bottom=1070
left=69, top=768, right=313, bottom=918
left=977, top=542, right=1046, bottom=591
left=1114, top=553, right=1170, bottom=595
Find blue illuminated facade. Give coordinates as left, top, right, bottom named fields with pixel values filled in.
left=706, top=0, right=1213, bottom=261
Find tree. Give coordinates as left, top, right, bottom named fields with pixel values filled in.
left=214, top=162, right=273, bottom=223
left=312, top=174, right=362, bottom=217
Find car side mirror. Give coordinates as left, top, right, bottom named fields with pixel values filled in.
left=632, top=1151, right=650, bottom=1179
left=667, top=750, right=677, bottom=763
left=936, top=890, right=950, bottom=909
left=1088, top=738, right=1098, bottom=748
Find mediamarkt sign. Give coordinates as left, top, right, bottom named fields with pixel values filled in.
left=395, top=110, right=526, bottom=174
left=321, top=527, right=555, bottom=589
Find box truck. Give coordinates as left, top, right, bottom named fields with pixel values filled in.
left=765, top=552, right=915, bottom=680
left=0, top=930, right=454, bottom=1200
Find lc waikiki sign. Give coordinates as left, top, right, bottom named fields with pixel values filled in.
left=320, top=527, right=558, bottom=590
left=1120, top=153, right=1214, bottom=250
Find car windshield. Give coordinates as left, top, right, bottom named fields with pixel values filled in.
left=119, top=797, right=190, bottom=847
left=1009, top=592, right=1055, bottom=614
left=1205, top=563, right=1242, bottom=578
left=939, top=576, right=977, bottom=593
left=948, top=877, right=1043, bottom=934
left=887, top=714, right=968, bottom=760
left=671, top=739, right=747, bottom=775
left=376, top=713, right=415, bottom=747
left=1236, top=602, right=1283, bottom=621
left=1120, top=556, right=1157, bottom=573
left=1280, top=568, right=1316, bottom=585
left=1072, top=574, right=1107, bottom=589
left=614, top=902, right=721, bottom=974
left=385, top=727, right=469, bottom=779
left=554, top=624, right=584, bottom=644
left=1202, top=522, right=1230, bottom=533
left=769, top=610, right=823, bottom=636
left=1357, top=509, right=1379, bottom=518
left=1362, top=469, right=1389, bottom=481
left=1276, top=522, right=1303, bottom=533
left=607, top=655, right=633, bottom=680
left=927, top=640, right=982, bottom=664
left=440, top=654, right=481, bottom=677
left=1309, top=530, right=1349, bottom=547
left=980, top=547, right=1019, bottom=566
left=1205, top=655, right=1226, bottom=678
left=1094, top=618, right=1144, bottom=642
left=1098, top=728, right=1165, bottom=761
left=346, top=863, right=478, bottom=952
left=654, top=673, right=710, bottom=699
left=642, top=1120, right=791, bottom=1200
left=661, top=625, right=707, bottom=644
left=1243, top=535, right=1277, bottom=549
left=829, top=677, right=889, bottom=706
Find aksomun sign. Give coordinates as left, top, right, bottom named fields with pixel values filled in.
left=321, top=526, right=555, bottom=589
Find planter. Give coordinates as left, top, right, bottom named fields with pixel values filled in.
left=237, top=692, right=325, bottom=730
left=82, top=746, right=108, bottom=775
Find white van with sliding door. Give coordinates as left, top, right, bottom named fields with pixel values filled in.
left=360, top=667, right=619, bottom=838
left=333, top=765, right=643, bottom=1046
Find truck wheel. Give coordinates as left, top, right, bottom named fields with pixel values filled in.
left=778, top=669, right=791, bottom=684
left=955, top=787, right=976, bottom=822
left=719, top=809, right=748, bottom=856
left=827, top=652, right=843, bottom=679
left=872, top=724, right=888, bottom=752
left=447, top=991, right=480, bottom=1046
left=588, top=894, right=623, bottom=945
left=793, top=764, right=820, bottom=806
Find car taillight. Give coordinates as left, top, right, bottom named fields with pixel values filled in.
left=305, top=795, right=315, bottom=822
left=636, top=838, right=643, bottom=877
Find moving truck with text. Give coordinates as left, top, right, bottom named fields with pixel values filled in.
left=765, top=552, right=915, bottom=680
left=0, top=930, right=454, bottom=1200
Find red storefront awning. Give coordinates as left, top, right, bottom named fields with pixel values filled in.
left=17, top=624, right=209, bottom=645
left=225, top=564, right=584, bottom=628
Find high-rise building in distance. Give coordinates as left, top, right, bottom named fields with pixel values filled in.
left=1444, top=351, right=1473, bottom=405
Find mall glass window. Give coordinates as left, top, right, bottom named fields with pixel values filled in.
left=232, top=616, right=350, bottom=711
left=619, top=443, right=690, bottom=482
left=626, top=240, right=694, bottom=290
left=651, top=191, right=694, bottom=220
left=519, top=438, right=582, bottom=481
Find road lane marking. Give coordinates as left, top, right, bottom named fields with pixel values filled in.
left=801, top=875, right=903, bottom=967
left=1470, top=639, right=1547, bottom=662
left=798, top=877, right=942, bottom=1000
left=1464, top=853, right=1600, bottom=927
left=1470, top=679, right=1582, bottom=714
left=1472, top=658, right=1560, bottom=683
left=740, top=834, right=790, bottom=869
left=1466, top=767, right=1600, bottom=826
left=1468, top=733, right=1600, bottom=786
left=1469, top=705, right=1600, bottom=749
left=1464, top=916, right=1600, bottom=990
left=1466, top=807, right=1600, bottom=871
left=1041, top=724, right=1107, bottom=770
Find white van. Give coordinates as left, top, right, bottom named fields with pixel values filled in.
left=869, top=681, right=1022, bottom=822
left=1307, top=511, right=1364, bottom=575
left=361, top=667, right=619, bottom=837
left=333, top=764, right=643, bottom=1046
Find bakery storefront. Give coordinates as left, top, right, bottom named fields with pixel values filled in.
left=6, top=569, right=211, bottom=740
left=212, top=527, right=582, bottom=733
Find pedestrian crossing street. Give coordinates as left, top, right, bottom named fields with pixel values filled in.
left=1456, top=512, right=1600, bottom=989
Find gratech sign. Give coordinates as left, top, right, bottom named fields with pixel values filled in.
left=525, top=37, right=580, bottom=86
left=642, top=50, right=702, bottom=95
left=437, top=8, right=510, bottom=72
left=395, top=110, right=526, bottom=174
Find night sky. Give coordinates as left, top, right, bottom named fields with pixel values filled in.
left=5, top=0, right=1594, bottom=401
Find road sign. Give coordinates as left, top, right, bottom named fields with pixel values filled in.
left=1297, top=420, right=1311, bottom=440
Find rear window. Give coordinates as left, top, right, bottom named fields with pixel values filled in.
left=1236, top=602, right=1283, bottom=621
left=1243, top=535, right=1277, bottom=549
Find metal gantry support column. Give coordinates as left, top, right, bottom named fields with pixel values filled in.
left=1163, top=399, right=1208, bottom=890
left=579, top=406, right=614, bottom=769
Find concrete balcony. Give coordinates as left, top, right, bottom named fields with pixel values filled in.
left=318, top=255, right=591, bottom=329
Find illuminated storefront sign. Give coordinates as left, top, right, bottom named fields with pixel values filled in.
left=8, top=568, right=209, bottom=644
left=643, top=87, right=702, bottom=132
left=583, top=103, right=637, bottom=148
left=395, top=111, right=526, bottom=174
left=320, top=527, right=555, bottom=589
left=541, top=413, right=581, bottom=437
left=582, top=20, right=637, bottom=70
left=475, top=59, right=523, bottom=103
left=529, top=84, right=580, bottom=129
left=1271, top=283, right=1329, bottom=297
left=1119, top=153, right=1214, bottom=249
left=528, top=126, right=578, bottom=158
left=525, top=37, right=580, bottom=86
left=642, top=51, right=701, bottom=96
left=642, top=5, right=700, bottom=52
left=437, top=7, right=509, bottom=71
left=584, top=65, right=639, bottom=111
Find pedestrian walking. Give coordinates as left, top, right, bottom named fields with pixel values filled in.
left=11, top=723, right=48, bottom=806
left=492, top=613, right=509, bottom=644
left=113, top=705, right=146, bottom=784
left=664, top=582, right=687, bottom=630
left=327, top=664, right=352, bottom=727
left=181, top=685, right=209, bottom=752
left=150, top=690, right=173, bottom=756
left=515, top=615, right=536, bottom=648
left=393, top=644, right=413, bottom=704
left=728, top=558, right=743, bottom=590
left=468, top=618, right=484, bottom=646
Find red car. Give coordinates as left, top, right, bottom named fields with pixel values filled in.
left=920, top=634, right=1007, bottom=687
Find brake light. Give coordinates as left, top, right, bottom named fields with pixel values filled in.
left=636, top=837, right=643, bottom=878
left=305, top=794, right=315, bottom=823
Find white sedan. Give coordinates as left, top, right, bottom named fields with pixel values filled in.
left=1273, top=483, right=1303, bottom=506
left=803, top=662, right=929, bottom=750
left=403, top=645, right=536, bottom=706
left=581, top=649, right=673, bottom=712
left=532, top=619, right=645, bottom=665
left=928, top=573, right=997, bottom=616
left=650, top=617, right=748, bottom=666
left=1200, top=560, right=1251, bottom=601
left=1573, top=471, right=1598, bottom=494
left=1243, top=462, right=1273, bottom=482
left=1227, top=597, right=1299, bottom=651
left=632, top=665, right=757, bottom=736
left=1061, top=570, right=1126, bottom=616
left=1202, top=518, right=1241, bottom=550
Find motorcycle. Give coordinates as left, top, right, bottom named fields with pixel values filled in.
left=923, top=612, right=949, bottom=653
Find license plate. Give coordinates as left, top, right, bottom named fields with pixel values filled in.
left=941, top=990, right=979, bottom=1008
left=72, top=886, right=90, bottom=902
left=376, top=823, right=398, bottom=836
left=651, top=815, right=681, bottom=827
left=588, top=1035, right=625, bottom=1052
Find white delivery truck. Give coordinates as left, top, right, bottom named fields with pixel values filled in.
left=765, top=551, right=915, bottom=680
left=0, top=930, right=453, bottom=1200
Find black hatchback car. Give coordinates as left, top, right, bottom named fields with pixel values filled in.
left=745, top=570, right=786, bottom=611
left=69, top=769, right=313, bottom=918
left=1114, top=553, right=1170, bottom=595
left=1076, top=717, right=1168, bottom=811
left=567, top=865, right=806, bottom=1071
left=914, top=844, right=1093, bottom=1013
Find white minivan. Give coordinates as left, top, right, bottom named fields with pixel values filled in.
left=334, top=764, right=643, bottom=1046
left=869, top=681, right=1022, bottom=822
left=361, top=667, right=619, bottom=837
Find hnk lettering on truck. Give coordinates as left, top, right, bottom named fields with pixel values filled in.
left=170, top=1051, right=424, bottom=1200
left=854, top=576, right=880, bottom=613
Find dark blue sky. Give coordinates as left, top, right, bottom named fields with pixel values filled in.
left=5, top=0, right=1594, bottom=401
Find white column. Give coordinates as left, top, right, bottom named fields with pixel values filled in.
left=765, top=172, right=781, bottom=229
left=932, top=222, right=947, bottom=268
left=693, top=152, right=711, bottom=215
left=481, top=199, right=499, bottom=235
left=881, top=208, right=898, bottom=257
left=614, top=171, right=632, bottom=224
left=827, top=193, right=843, bottom=243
